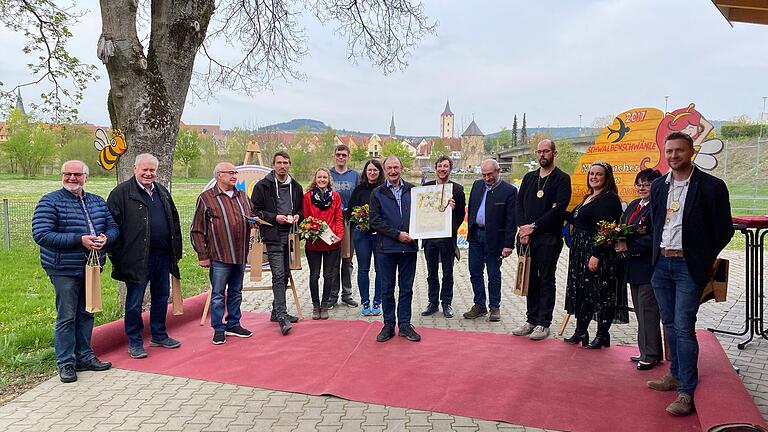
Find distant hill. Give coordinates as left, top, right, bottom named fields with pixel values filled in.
left=259, top=118, right=328, bottom=132
left=487, top=121, right=729, bottom=140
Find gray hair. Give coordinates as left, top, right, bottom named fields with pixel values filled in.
left=481, top=159, right=500, bottom=170
left=61, top=160, right=89, bottom=176
left=134, top=153, right=159, bottom=168
left=213, top=162, right=233, bottom=177
left=382, top=156, right=402, bottom=167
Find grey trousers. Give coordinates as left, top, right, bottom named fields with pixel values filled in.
left=329, top=256, right=354, bottom=303
left=630, top=282, right=662, bottom=362
left=266, top=230, right=291, bottom=319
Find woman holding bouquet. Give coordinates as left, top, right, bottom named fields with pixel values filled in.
left=348, top=159, right=385, bottom=316
left=303, top=168, right=344, bottom=320
left=616, top=168, right=663, bottom=370
left=563, top=161, right=626, bottom=349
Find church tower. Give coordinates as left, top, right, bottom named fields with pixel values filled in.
left=389, top=113, right=396, bottom=138
left=440, top=99, right=454, bottom=139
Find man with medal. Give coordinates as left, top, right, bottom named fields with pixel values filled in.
left=420, top=156, right=466, bottom=318
left=647, top=131, right=733, bottom=416
left=513, top=139, right=572, bottom=340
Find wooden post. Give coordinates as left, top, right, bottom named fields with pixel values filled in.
left=244, top=140, right=264, bottom=166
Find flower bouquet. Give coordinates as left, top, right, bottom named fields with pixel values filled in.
left=594, top=220, right=634, bottom=254
left=298, top=216, right=329, bottom=243
left=350, top=204, right=370, bottom=231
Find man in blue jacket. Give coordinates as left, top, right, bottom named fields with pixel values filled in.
left=647, top=132, right=734, bottom=416
left=369, top=156, right=421, bottom=342
left=32, top=160, right=119, bottom=383
left=464, top=159, right=517, bottom=322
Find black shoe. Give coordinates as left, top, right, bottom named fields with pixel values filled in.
left=149, top=337, right=181, bottom=349
left=442, top=304, right=454, bottom=318
left=630, top=355, right=642, bottom=362
left=75, top=357, right=112, bottom=372
left=128, top=345, right=148, bottom=359
left=563, top=331, right=590, bottom=347
left=225, top=325, right=253, bottom=338
left=212, top=331, right=226, bottom=345
left=270, top=311, right=299, bottom=323
left=342, top=298, right=359, bottom=308
left=59, top=364, right=77, bottom=383
left=398, top=324, right=421, bottom=342
left=421, top=303, right=439, bottom=316
left=376, top=324, right=396, bottom=342
left=278, top=317, right=293, bottom=335
left=586, top=334, right=611, bottom=349
left=637, top=360, right=660, bottom=371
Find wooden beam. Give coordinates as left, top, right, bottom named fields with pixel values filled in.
left=728, top=7, right=768, bottom=24
left=714, top=0, right=768, bottom=11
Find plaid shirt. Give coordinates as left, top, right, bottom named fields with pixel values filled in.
left=190, top=185, right=253, bottom=264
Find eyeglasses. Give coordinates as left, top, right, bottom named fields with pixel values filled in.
left=218, top=170, right=238, bottom=175
left=62, top=172, right=84, bottom=178
left=635, top=183, right=651, bottom=188
left=535, top=149, right=553, bottom=155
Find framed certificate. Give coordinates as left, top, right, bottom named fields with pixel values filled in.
left=409, top=183, right=453, bottom=239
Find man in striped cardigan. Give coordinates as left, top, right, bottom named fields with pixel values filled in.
left=191, top=162, right=255, bottom=345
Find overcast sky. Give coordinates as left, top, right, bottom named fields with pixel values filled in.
left=1, top=0, right=767, bottom=136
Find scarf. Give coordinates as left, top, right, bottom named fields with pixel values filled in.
left=311, top=187, right=333, bottom=210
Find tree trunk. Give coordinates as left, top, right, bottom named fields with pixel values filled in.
left=99, top=0, right=215, bottom=306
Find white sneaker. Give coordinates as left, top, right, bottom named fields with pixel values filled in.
left=511, top=322, right=536, bottom=336
left=529, top=325, right=550, bottom=340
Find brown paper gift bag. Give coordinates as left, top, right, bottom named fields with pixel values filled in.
left=513, top=245, right=531, bottom=297
left=701, top=258, right=729, bottom=304
left=341, top=222, right=353, bottom=259
left=170, top=275, right=184, bottom=315
left=288, top=232, right=302, bottom=270
left=85, top=250, right=102, bottom=313
left=249, top=236, right=264, bottom=281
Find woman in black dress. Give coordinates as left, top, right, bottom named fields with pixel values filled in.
left=615, top=168, right=663, bottom=369
left=563, top=161, right=626, bottom=349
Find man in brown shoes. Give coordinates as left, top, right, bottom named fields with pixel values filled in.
left=647, top=374, right=692, bottom=416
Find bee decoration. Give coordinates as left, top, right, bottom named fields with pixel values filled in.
left=94, top=128, right=127, bottom=170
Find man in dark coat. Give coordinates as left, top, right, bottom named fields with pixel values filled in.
left=464, top=159, right=517, bottom=322
left=107, top=153, right=183, bottom=359
left=420, top=156, right=465, bottom=318
left=251, top=151, right=304, bottom=335
left=32, top=160, right=119, bottom=382
left=647, top=132, right=734, bottom=416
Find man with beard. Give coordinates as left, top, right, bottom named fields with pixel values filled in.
left=32, top=160, right=119, bottom=382
left=513, top=139, right=571, bottom=340
left=108, top=153, right=184, bottom=359
left=251, top=151, right=304, bottom=335
left=420, top=156, right=465, bottom=318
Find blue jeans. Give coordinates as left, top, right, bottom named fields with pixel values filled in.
left=377, top=252, right=417, bottom=326
left=651, top=256, right=702, bottom=395
left=468, top=228, right=502, bottom=308
left=50, top=276, right=95, bottom=368
left=209, top=261, right=246, bottom=332
left=125, top=254, right=171, bottom=348
left=354, top=229, right=382, bottom=307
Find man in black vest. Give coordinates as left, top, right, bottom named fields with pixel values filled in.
left=513, top=139, right=571, bottom=340
left=421, top=156, right=465, bottom=318
left=646, top=132, right=733, bottom=416
left=108, top=153, right=183, bottom=359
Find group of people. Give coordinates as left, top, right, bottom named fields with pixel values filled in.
left=33, top=132, right=733, bottom=418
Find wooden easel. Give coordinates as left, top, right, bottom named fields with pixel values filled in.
left=198, top=138, right=304, bottom=325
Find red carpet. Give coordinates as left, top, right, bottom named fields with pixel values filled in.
left=93, top=294, right=766, bottom=432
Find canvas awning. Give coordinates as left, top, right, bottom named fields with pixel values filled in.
left=713, top=0, right=768, bottom=26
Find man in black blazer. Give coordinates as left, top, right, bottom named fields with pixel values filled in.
left=647, top=132, right=734, bottom=416
left=464, top=159, right=517, bottom=322
left=421, top=156, right=466, bottom=318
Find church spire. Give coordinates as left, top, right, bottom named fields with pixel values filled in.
left=389, top=112, right=396, bottom=138
left=442, top=99, right=453, bottom=116
left=15, top=89, right=25, bottom=115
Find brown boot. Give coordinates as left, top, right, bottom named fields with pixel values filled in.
left=312, top=306, right=321, bottom=320
left=647, top=374, right=682, bottom=392
left=666, top=392, right=694, bottom=416
left=463, top=304, right=488, bottom=320
left=488, top=307, right=501, bottom=322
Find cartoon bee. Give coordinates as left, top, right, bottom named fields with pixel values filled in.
left=94, top=128, right=127, bottom=170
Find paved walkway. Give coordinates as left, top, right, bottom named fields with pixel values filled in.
left=1, top=248, right=766, bottom=431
